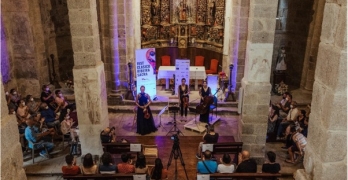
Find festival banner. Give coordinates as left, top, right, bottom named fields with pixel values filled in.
left=135, top=48, right=157, bottom=98
left=174, top=59, right=190, bottom=95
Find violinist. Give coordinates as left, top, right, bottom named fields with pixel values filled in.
left=135, top=85, right=158, bottom=135
left=199, top=80, right=212, bottom=123
left=178, top=78, right=190, bottom=121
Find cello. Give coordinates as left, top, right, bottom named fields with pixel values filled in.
left=196, top=95, right=214, bottom=114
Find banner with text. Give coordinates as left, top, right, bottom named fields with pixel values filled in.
left=135, top=48, right=157, bottom=98
left=175, top=59, right=190, bottom=95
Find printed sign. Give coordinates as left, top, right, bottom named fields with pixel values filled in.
left=135, top=48, right=157, bottom=98
left=174, top=59, right=190, bottom=95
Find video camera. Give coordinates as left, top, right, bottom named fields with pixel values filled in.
left=171, top=134, right=179, bottom=142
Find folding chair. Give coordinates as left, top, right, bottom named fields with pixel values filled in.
left=27, top=140, right=49, bottom=164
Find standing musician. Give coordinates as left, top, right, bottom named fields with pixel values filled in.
left=135, top=85, right=158, bottom=135
left=199, top=80, right=212, bottom=123
left=178, top=78, right=190, bottom=121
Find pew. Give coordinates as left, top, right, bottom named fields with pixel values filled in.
left=205, top=142, right=243, bottom=164
left=199, top=173, right=282, bottom=180
left=102, top=142, right=133, bottom=154
left=63, top=173, right=137, bottom=180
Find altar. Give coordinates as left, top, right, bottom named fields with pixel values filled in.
left=157, top=66, right=206, bottom=90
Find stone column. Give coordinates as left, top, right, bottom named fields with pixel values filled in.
left=294, top=1, right=347, bottom=180
left=300, top=0, right=325, bottom=91
left=1, top=76, right=27, bottom=180
left=240, top=0, right=278, bottom=162
left=67, top=0, right=109, bottom=155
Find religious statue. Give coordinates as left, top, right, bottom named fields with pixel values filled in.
left=151, top=0, right=159, bottom=16
left=275, top=47, right=287, bottom=71
left=177, top=0, right=189, bottom=22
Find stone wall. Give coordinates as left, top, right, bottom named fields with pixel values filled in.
left=294, top=1, right=347, bottom=179
left=271, top=0, right=315, bottom=88
left=1, top=75, right=27, bottom=179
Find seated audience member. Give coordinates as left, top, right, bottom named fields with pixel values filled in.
left=278, top=93, right=292, bottom=118
left=135, top=153, right=148, bottom=175
left=117, top=153, right=135, bottom=173
left=277, top=101, right=299, bottom=140
left=40, top=103, right=60, bottom=130
left=99, top=152, right=117, bottom=174
left=24, top=117, right=55, bottom=158
left=196, top=126, right=219, bottom=159
left=55, top=90, right=72, bottom=121
left=7, top=88, right=21, bottom=111
left=197, top=150, right=218, bottom=174
left=235, top=150, right=257, bottom=173
left=286, top=126, right=307, bottom=164
left=217, top=153, right=235, bottom=173
left=297, top=110, right=308, bottom=137
left=68, top=105, right=78, bottom=128
left=267, top=105, right=280, bottom=133
left=17, top=100, right=31, bottom=120
left=62, top=154, right=81, bottom=175
left=100, top=127, right=116, bottom=143
left=81, top=153, right=98, bottom=174
left=61, top=114, right=79, bottom=142
left=40, top=85, right=55, bottom=110
left=262, top=151, right=281, bottom=173
left=26, top=95, right=40, bottom=115
left=150, top=158, right=168, bottom=180
left=37, top=117, right=56, bottom=138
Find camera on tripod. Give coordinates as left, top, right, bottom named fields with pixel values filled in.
left=171, top=134, right=179, bottom=142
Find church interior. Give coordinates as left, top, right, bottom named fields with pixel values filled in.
left=0, top=0, right=346, bottom=180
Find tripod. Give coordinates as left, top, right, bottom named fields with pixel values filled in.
left=166, top=107, right=184, bottom=136
left=167, top=136, right=189, bottom=180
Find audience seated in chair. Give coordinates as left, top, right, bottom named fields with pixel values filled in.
left=17, top=100, right=31, bottom=120
left=40, top=103, right=61, bottom=132
left=62, top=154, right=81, bottom=175
left=100, top=127, right=116, bottom=143
left=7, top=88, right=21, bottom=111
left=61, top=114, right=78, bottom=142
left=68, top=105, right=79, bottom=128
left=135, top=153, right=149, bottom=175
left=99, top=152, right=117, bottom=174
left=267, top=105, right=279, bottom=133
left=278, top=93, right=292, bottom=118
left=196, top=126, right=219, bottom=159
left=262, top=151, right=281, bottom=173
left=197, top=150, right=218, bottom=174
left=150, top=158, right=168, bottom=180
left=117, top=153, right=135, bottom=174
left=217, top=153, right=235, bottom=173
left=24, top=117, right=55, bottom=159
left=235, top=150, right=257, bottom=173
left=81, top=153, right=98, bottom=174
left=40, top=85, right=55, bottom=110
left=286, top=126, right=307, bottom=164
left=26, top=95, right=41, bottom=115
left=55, top=90, right=74, bottom=122
left=277, top=101, right=299, bottom=140
left=297, top=110, right=308, bottom=137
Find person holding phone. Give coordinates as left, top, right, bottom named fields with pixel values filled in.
left=62, top=154, right=81, bottom=175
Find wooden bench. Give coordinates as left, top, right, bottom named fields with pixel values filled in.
left=102, top=142, right=133, bottom=154
left=63, top=173, right=137, bottom=180
left=205, top=142, right=243, bottom=164
left=200, top=173, right=282, bottom=180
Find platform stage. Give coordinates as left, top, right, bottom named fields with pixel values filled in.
left=183, top=115, right=221, bottom=133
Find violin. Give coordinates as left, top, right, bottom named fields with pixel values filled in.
left=183, top=96, right=189, bottom=108
left=143, top=107, right=151, bottom=119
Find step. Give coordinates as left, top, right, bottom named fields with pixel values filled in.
left=108, top=105, right=239, bottom=115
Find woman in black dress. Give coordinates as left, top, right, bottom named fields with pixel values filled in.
left=178, top=78, right=190, bottom=121
left=135, top=85, right=157, bottom=135
left=199, top=80, right=212, bottom=123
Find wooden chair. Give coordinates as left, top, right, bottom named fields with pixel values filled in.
left=195, top=56, right=205, bottom=66
left=206, top=59, right=219, bottom=74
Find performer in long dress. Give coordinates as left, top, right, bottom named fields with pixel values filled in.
left=178, top=78, right=190, bottom=121
left=135, top=85, right=158, bottom=135
left=199, top=80, right=212, bottom=123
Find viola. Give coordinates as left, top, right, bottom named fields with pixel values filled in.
left=183, top=96, right=189, bottom=108
left=143, top=107, right=150, bottom=119
left=196, top=95, right=214, bottom=114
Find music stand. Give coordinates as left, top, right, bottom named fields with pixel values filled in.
left=166, top=106, right=184, bottom=136
left=157, top=105, right=168, bottom=130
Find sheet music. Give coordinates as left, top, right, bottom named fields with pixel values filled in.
left=202, top=144, right=214, bottom=152
left=197, top=174, right=210, bottom=180
left=130, top=144, right=141, bottom=152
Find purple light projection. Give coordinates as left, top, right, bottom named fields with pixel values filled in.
left=1, top=18, right=10, bottom=83
left=112, top=3, right=121, bottom=89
